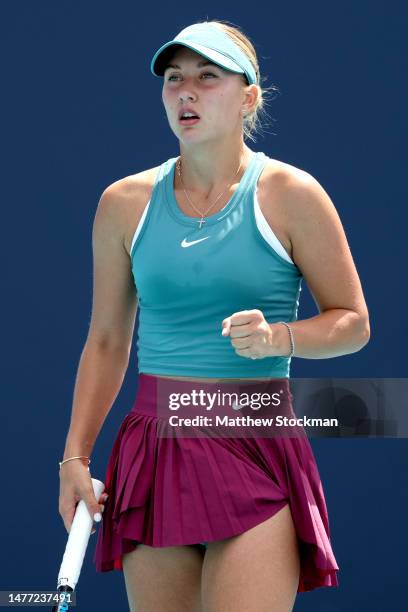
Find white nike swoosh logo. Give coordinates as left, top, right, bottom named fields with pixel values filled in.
left=181, top=236, right=210, bottom=248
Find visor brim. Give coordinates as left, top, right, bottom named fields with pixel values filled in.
left=151, top=41, right=245, bottom=77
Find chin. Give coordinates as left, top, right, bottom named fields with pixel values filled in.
left=177, top=127, right=225, bottom=145
left=174, top=128, right=209, bottom=143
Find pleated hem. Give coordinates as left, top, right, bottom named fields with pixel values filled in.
left=95, top=501, right=339, bottom=593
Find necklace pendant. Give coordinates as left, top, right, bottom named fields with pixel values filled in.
left=198, top=217, right=205, bottom=228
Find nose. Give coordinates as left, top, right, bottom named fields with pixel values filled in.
left=179, top=92, right=195, bottom=102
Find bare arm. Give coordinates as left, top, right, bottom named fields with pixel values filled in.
left=63, top=182, right=138, bottom=459
left=58, top=180, right=140, bottom=532
left=269, top=170, right=371, bottom=359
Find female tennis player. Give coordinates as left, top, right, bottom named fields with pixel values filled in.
left=58, top=19, right=370, bottom=611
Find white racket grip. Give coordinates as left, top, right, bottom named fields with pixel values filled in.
left=57, top=478, right=105, bottom=590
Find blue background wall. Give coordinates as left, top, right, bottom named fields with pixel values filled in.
left=1, top=1, right=406, bottom=610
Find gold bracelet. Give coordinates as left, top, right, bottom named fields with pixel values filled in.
left=59, top=456, right=91, bottom=469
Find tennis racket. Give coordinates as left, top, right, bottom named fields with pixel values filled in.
left=51, top=478, right=105, bottom=611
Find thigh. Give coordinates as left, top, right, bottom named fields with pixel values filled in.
left=201, top=504, right=300, bottom=612
left=122, top=543, right=204, bottom=612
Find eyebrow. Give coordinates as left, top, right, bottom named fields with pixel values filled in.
left=163, top=60, right=218, bottom=72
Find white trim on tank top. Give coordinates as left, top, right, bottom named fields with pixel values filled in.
left=253, top=186, right=295, bottom=265
left=130, top=190, right=295, bottom=266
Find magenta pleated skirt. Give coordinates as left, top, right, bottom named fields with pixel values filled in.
left=93, top=373, right=339, bottom=592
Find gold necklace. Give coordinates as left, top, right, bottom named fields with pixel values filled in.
left=176, top=155, right=244, bottom=228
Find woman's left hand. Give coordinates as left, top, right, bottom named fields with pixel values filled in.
left=221, top=309, right=276, bottom=359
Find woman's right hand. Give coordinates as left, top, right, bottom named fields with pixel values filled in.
left=59, top=460, right=109, bottom=535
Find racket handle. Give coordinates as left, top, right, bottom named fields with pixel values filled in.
left=57, top=478, right=105, bottom=590
left=51, top=585, right=73, bottom=612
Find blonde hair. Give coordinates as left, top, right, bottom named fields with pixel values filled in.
left=199, top=19, right=280, bottom=142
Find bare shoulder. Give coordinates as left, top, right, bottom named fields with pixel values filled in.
left=97, top=165, right=161, bottom=256
left=260, top=156, right=368, bottom=319
left=263, top=158, right=348, bottom=252
left=259, top=156, right=321, bottom=210
left=256, top=157, right=313, bottom=261
left=258, top=157, right=344, bottom=259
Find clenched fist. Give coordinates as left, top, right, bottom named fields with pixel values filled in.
left=221, top=309, right=278, bottom=359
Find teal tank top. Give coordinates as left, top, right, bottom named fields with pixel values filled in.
left=130, top=150, right=303, bottom=378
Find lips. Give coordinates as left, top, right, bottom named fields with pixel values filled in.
left=178, top=116, right=200, bottom=126
left=178, top=107, right=200, bottom=120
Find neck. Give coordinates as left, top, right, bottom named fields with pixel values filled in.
left=177, top=138, right=253, bottom=196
